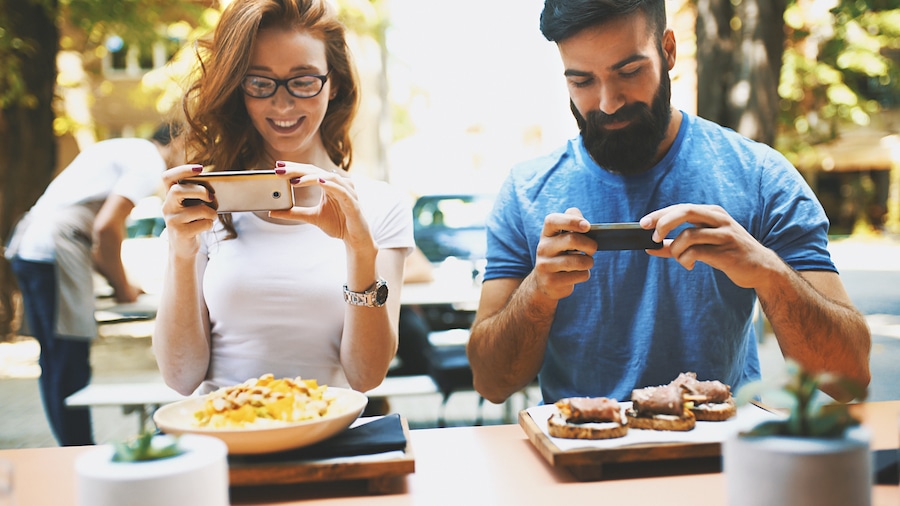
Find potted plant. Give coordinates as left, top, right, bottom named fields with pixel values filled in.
left=723, top=359, right=872, bottom=506
left=75, top=431, right=229, bottom=506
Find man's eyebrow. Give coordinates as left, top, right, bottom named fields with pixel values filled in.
left=610, top=54, right=649, bottom=70
left=563, top=69, right=592, bottom=78
left=564, top=53, right=651, bottom=77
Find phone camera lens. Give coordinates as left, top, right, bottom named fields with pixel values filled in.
left=272, top=191, right=281, bottom=199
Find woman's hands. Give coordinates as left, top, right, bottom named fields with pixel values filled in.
left=161, top=161, right=378, bottom=255
left=161, top=164, right=218, bottom=259
left=269, top=161, right=376, bottom=252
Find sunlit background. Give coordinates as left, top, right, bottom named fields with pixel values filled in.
left=2, top=0, right=899, bottom=447
left=52, top=0, right=705, bottom=199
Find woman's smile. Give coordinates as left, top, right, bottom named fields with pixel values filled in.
left=269, top=116, right=304, bottom=133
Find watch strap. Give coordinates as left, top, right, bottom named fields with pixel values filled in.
left=343, top=278, right=388, bottom=307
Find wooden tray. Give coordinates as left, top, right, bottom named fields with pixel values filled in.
left=520, top=403, right=780, bottom=481
left=227, top=417, right=415, bottom=493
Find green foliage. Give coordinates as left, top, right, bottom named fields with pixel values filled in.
left=111, top=431, right=184, bottom=462
left=61, top=0, right=207, bottom=50
left=0, top=0, right=56, bottom=109
left=777, top=0, right=900, bottom=159
left=736, top=359, right=867, bottom=439
left=337, top=0, right=388, bottom=38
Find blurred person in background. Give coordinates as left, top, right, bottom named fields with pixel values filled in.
left=153, top=0, right=414, bottom=397
left=4, top=123, right=184, bottom=446
left=467, top=0, right=870, bottom=407
left=393, top=246, right=436, bottom=377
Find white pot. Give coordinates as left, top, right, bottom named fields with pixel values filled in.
left=723, top=425, right=872, bottom=506
left=75, top=434, right=229, bottom=506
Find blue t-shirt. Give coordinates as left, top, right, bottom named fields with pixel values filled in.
left=484, top=112, right=834, bottom=403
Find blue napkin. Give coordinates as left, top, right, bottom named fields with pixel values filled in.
left=874, top=449, right=899, bottom=485
left=229, top=413, right=407, bottom=463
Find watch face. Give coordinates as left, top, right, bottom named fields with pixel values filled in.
left=375, top=282, right=389, bottom=305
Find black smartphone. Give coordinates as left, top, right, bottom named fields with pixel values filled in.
left=584, top=222, right=662, bottom=251
left=179, top=170, right=294, bottom=213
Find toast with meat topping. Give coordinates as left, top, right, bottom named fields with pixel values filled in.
left=548, top=397, right=628, bottom=439
left=626, top=383, right=696, bottom=431
left=670, top=372, right=736, bottom=421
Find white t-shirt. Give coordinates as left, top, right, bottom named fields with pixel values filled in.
left=197, top=175, right=415, bottom=393
left=14, top=138, right=165, bottom=261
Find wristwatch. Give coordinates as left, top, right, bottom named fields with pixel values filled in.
left=343, top=278, right=389, bottom=307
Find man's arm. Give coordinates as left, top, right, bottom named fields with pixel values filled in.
left=467, top=209, right=596, bottom=403
left=759, top=267, right=870, bottom=401
left=642, top=204, right=871, bottom=400
left=467, top=277, right=553, bottom=403
left=92, top=194, right=141, bottom=303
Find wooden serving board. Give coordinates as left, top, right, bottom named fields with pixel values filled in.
left=227, top=417, right=415, bottom=493
left=520, top=402, right=781, bottom=481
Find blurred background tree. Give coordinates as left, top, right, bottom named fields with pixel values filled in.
left=0, top=0, right=210, bottom=341
left=1, top=0, right=62, bottom=343
left=696, top=0, right=899, bottom=234
left=0, top=0, right=389, bottom=342
left=1, top=0, right=897, bottom=341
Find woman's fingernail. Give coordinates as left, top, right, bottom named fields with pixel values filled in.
left=192, top=165, right=203, bottom=172
left=275, top=168, right=286, bottom=175
left=290, top=177, right=301, bottom=184
left=318, top=178, right=326, bottom=184
left=276, top=161, right=286, bottom=167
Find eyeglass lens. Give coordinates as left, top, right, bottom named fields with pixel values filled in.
left=242, top=75, right=327, bottom=99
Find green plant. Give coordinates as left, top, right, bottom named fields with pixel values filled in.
left=111, top=431, right=184, bottom=462
left=735, top=359, right=867, bottom=438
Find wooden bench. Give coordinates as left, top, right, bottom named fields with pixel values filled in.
left=65, top=382, right=187, bottom=433
left=365, top=374, right=440, bottom=399
left=65, top=375, right=440, bottom=434
left=94, top=293, right=159, bottom=326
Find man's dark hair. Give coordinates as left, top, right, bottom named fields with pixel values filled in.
left=540, top=0, right=667, bottom=43
left=150, top=122, right=183, bottom=146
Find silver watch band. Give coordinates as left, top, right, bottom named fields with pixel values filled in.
left=342, top=278, right=388, bottom=307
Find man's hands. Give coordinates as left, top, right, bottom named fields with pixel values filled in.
left=641, top=203, right=784, bottom=290
left=533, top=209, right=596, bottom=301
left=536, top=204, right=785, bottom=296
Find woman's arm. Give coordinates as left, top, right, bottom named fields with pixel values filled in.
left=340, top=245, right=406, bottom=391
left=151, top=165, right=218, bottom=395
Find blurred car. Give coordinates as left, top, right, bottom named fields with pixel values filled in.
left=408, top=194, right=495, bottom=332
left=412, top=193, right=495, bottom=265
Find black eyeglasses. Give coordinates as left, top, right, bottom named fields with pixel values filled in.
left=240, top=73, right=330, bottom=99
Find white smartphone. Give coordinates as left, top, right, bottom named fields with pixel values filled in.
left=179, top=170, right=294, bottom=213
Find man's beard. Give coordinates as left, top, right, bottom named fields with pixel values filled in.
left=574, top=68, right=672, bottom=176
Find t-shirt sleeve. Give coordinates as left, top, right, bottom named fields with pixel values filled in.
left=483, top=176, right=533, bottom=281
left=110, top=142, right=165, bottom=205
left=364, top=180, right=415, bottom=255
left=757, top=149, right=835, bottom=273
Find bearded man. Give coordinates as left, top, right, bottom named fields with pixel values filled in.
left=466, top=0, right=870, bottom=405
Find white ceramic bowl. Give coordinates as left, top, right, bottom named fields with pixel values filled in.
left=153, top=387, right=368, bottom=454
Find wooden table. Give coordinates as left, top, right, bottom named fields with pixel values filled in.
left=2, top=401, right=897, bottom=505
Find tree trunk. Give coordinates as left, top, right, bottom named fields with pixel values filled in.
left=0, top=1, right=59, bottom=341
left=887, top=157, right=900, bottom=235
left=696, top=0, right=786, bottom=146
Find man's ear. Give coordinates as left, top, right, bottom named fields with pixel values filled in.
left=662, top=29, right=677, bottom=70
